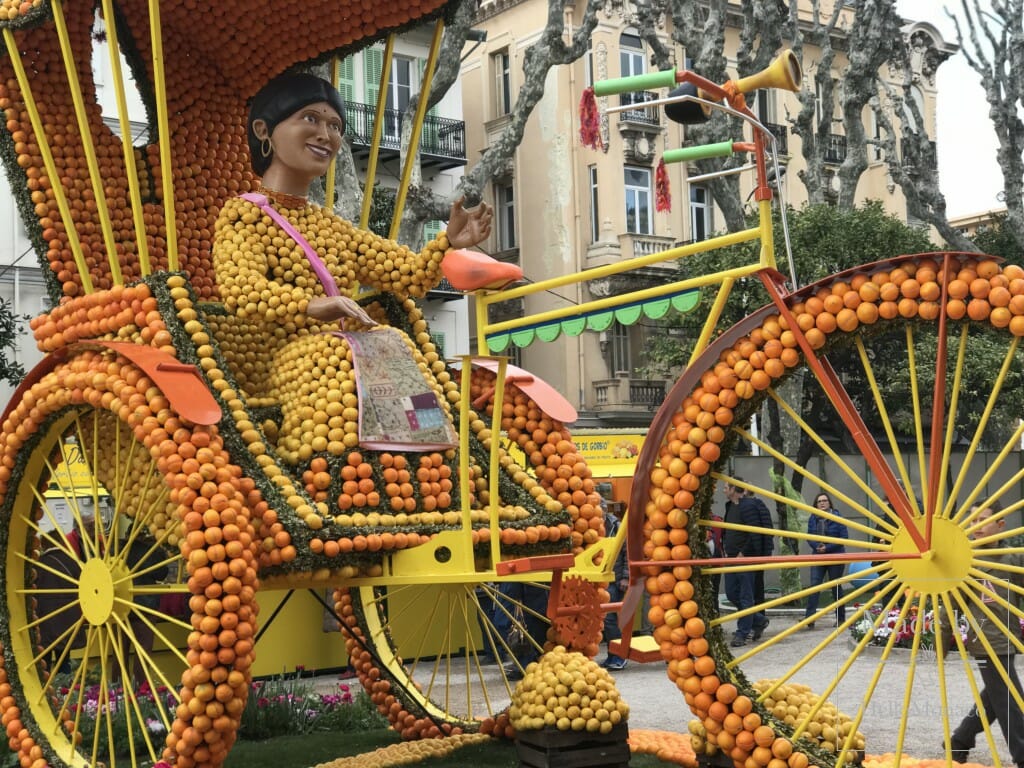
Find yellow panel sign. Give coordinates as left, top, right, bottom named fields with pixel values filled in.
left=573, top=436, right=643, bottom=466
left=45, top=441, right=108, bottom=497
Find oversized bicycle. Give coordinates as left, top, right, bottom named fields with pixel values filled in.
left=0, top=2, right=1022, bottom=768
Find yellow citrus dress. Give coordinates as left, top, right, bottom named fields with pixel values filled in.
left=210, top=191, right=457, bottom=466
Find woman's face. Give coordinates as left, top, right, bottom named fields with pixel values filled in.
left=263, top=102, right=344, bottom=184
left=815, top=495, right=830, bottom=510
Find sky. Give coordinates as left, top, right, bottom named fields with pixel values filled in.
left=895, top=0, right=1004, bottom=219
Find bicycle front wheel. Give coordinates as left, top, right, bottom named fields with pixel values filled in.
left=633, top=253, right=1024, bottom=768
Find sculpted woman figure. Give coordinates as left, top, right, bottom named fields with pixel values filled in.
left=212, top=73, right=508, bottom=468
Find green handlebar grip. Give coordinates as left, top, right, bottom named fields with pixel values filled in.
left=663, top=141, right=736, bottom=164
left=592, top=69, right=677, bottom=97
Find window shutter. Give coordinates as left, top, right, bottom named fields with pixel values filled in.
left=417, top=58, right=439, bottom=117
left=430, top=331, right=446, bottom=359
left=424, top=219, right=443, bottom=241
left=365, top=46, right=384, bottom=108
left=338, top=55, right=356, bottom=103
left=418, top=58, right=439, bottom=151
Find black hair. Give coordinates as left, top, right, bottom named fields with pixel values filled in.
left=247, top=72, right=347, bottom=176
left=979, top=498, right=1003, bottom=514
left=814, top=492, right=833, bottom=507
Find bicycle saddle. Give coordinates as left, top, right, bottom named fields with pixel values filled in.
left=441, top=249, right=523, bottom=292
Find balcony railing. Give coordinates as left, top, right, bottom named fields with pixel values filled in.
left=593, top=376, right=667, bottom=410
left=900, top=138, right=937, bottom=172
left=619, top=233, right=676, bottom=258
left=764, top=122, right=788, bottom=155
left=345, top=101, right=466, bottom=162
left=618, top=91, right=661, bottom=127
left=823, top=133, right=847, bottom=165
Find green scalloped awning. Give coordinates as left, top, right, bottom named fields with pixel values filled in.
left=485, top=288, right=701, bottom=352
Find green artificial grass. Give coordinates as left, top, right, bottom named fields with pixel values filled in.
left=224, top=728, right=681, bottom=768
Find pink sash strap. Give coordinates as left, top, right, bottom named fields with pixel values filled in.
left=240, top=192, right=339, bottom=297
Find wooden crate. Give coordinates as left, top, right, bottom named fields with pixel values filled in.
left=515, top=722, right=630, bottom=768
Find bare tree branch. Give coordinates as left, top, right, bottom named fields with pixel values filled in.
left=398, top=0, right=606, bottom=239
left=790, top=0, right=844, bottom=205
left=835, top=0, right=906, bottom=209
left=947, top=0, right=1024, bottom=245
left=875, top=80, right=977, bottom=251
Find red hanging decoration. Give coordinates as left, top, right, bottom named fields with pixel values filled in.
left=578, top=87, right=603, bottom=150
left=655, top=157, right=671, bottom=212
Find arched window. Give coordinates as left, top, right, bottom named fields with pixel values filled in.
left=619, top=31, right=645, bottom=79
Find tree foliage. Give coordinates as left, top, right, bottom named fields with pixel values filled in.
left=970, top=214, right=1024, bottom=261
left=0, top=297, right=26, bottom=387
left=641, top=201, right=934, bottom=373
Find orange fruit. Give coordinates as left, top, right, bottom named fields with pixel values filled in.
left=947, top=279, right=969, bottom=299
left=967, top=298, right=991, bottom=321
left=970, top=277, right=991, bottom=298
left=856, top=302, right=879, bottom=325
left=946, top=299, right=967, bottom=319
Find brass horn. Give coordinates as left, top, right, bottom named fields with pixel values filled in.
left=732, top=49, right=801, bottom=95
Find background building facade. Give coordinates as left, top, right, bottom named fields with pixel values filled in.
left=459, top=0, right=953, bottom=430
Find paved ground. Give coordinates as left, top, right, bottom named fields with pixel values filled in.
left=312, top=608, right=1015, bottom=766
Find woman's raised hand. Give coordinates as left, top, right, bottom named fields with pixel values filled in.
left=447, top=197, right=493, bottom=249
left=307, top=295, right=377, bottom=326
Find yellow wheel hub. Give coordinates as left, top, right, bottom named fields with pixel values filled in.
left=888, top=517, right=972, bottom=594
left=78, top=559, right=130, bottom=625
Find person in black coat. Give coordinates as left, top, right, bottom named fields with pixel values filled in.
left=722, top=481, right=769, bottom=646
left=746, top=489, right=774, bottom=639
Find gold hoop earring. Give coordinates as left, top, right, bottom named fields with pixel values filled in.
left=260, top=138, right=272, bottom=158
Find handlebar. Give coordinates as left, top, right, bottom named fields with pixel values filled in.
left=663, top=141, right=753, bottom=165
left=592, top=69, right=678, bottom=98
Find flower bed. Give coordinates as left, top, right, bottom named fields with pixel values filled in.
left=52, top=670, right=385, bottom=761
left=848, top=604, right=970, bottom=650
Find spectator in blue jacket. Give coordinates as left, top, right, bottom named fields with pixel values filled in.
left=804, top=492, right=848, bottom=629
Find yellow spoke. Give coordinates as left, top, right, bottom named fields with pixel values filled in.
left=456, top=589, right=477, bottom=719
left=60, top=639, right=94, bottom=748
left=478, top=584, right=531, bottom=692
left=961, top=571, right=1024, bottom=651
left=15, top=554, right=79, bottom=587
left=890, top=593, right=928, bottom=764
left=706, top=515, right=883, bottom=555
left=943, top=335, right=1020, bottom=518
left=26, top=613, right=87, bottom=671
left=27, top=484, right=77, bottom=554
left=728, top=573, right=897, bottom=668
left=109, top=610, right=178, bottom=738
left=936, top=326, right=969, bottom=515
left=788, top=587, right=908, bottom=744
left=117, top=598, right=191, bottom=671
left=405, top=588, right=444, bottom=682
left=964, top=494, right=1024, bottom=536
left=904, top=325, right=927, bottom=511
left=764, top=389, right=895, bottom=523
left=422, top=592, right=454, bottom=709
left=946, top=589, right=1013, bottom=766
left=467, top=588, right=500, bottom=715
left=854, top=334, right=920, bottom=517
left=103, top=618, right=151, bottom=764
left=72, top=417, right=107, bottom=560
left=831, top=595, right=916, bottom=768
left=753, top=582, right=903, bottom=718
left=955, top=423, right=1024, bottom=523
left=723, top=436, right=894, bottom=539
